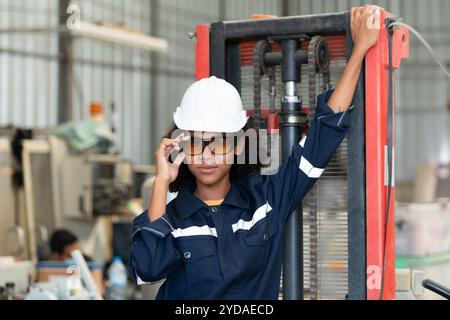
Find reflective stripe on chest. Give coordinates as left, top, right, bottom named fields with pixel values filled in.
left=171, top=201, right=273, bottom=238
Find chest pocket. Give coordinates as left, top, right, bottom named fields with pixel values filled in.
left=175, top=238, right=219, bottom=285
left=238, top=216, right=278, bottom=275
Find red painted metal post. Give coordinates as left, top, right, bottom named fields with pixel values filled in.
left=195, top=24, right=210, bottom=80
left=365, top=9, right=409, bottom=300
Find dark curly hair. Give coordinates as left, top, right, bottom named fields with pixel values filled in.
left=164, top=118, right=269, bottom=193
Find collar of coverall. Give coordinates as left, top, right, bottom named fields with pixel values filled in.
left=175, top=179, right=250, bottom=220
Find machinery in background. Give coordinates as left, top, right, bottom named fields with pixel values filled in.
left=17, top=135, right=135, bottom=262
left=0, top=125, right=156, bottom=299
left=44, top=135, right=133, bottom=221
left=59, top=153, right=133, bottom=220
left=0, top=127, right=153, bottom=264
left=0, top=257, right=34, bottom=298
left=0, top=133, right=36, bottom=261
left=0, top=138, right=24, bottom=258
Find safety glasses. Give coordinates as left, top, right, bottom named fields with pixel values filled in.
left=182, top=133, right=234, bottom=156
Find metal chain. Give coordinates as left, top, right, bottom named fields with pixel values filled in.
left=253, top=40, right=273, bottom=130
left=307, top=36, right=331, bottom=300
left=253, top=40, right=276, bottom=129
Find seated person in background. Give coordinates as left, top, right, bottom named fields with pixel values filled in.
left=49, top=229, right=92, bottom=262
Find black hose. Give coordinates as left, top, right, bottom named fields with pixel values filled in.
left=422, top=279, right=450, bottom=300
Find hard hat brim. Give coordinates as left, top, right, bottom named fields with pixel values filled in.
left=173, top=109, right=249, bottom=133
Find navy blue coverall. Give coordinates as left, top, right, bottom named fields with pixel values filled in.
left=128, top=90, right=351, bottom=299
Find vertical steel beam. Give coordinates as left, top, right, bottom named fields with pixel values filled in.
left=150, top=0, right=160, bottom=164
left=280, top=39, right=304, bottom=300
left=345, top=12, right=367, bottom=300
left=57, top=0, right=73, bottom=123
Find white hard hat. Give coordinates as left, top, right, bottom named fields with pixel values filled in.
left=173, top=76, right=248, bottom=133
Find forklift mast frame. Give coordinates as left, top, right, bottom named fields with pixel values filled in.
left=194, top=10, right=409, bottom=300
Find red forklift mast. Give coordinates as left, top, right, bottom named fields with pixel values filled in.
left=194, top=9, right=409, bottom=300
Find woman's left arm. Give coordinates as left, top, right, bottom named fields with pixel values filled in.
left=265, top=5, right=381, bottom=222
